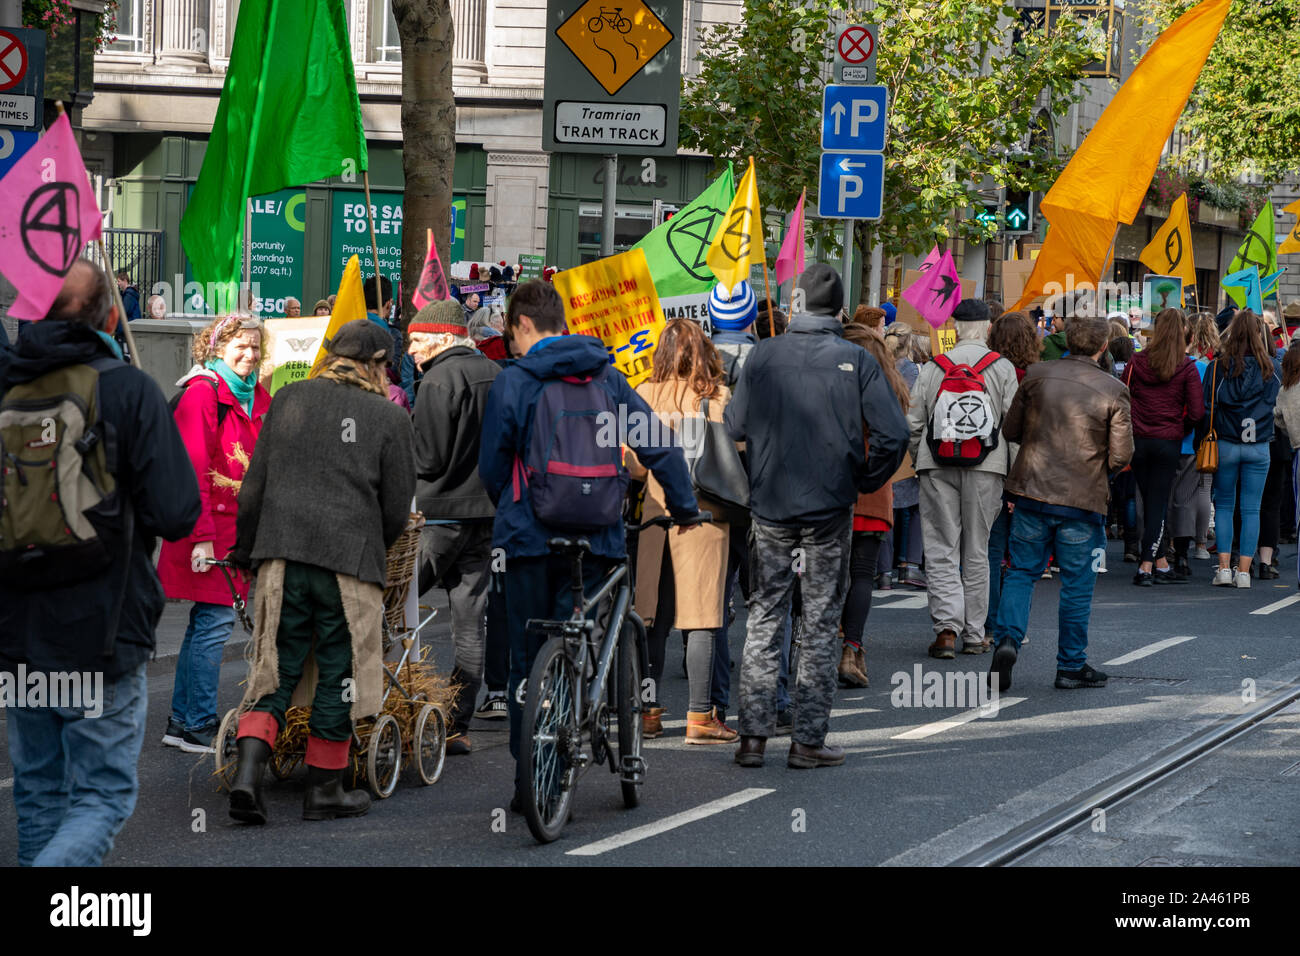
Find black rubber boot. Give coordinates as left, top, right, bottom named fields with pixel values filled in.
left=302, top=766, right=372, bottom=821
left=228, top=738, right=271, bottom=825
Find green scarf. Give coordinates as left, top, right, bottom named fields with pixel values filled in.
left=206, top=359, right=256, bottom=416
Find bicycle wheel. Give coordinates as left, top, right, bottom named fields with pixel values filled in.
left=614, top=617, right=644, bottom=808
left=587, top=15, right=603, bottom=31
left=521, top=637, right=580, bottom=843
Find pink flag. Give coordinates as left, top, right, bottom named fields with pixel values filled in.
left=917, top=244, right=942, bottom=273
left=0, top=113, right=103, bottom=320
left=902, top=248, right=962, bottom=329
left=411, top=228, right=449, bottom=309
left=773, top=188, right=806, bottom=286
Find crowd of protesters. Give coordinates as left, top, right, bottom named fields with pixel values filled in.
left=5, top=253, right=1300, bottom=864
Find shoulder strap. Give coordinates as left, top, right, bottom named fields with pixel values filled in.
left=971, top=351, right=1001, bottom=375
left=933, top=354, right=956, bottom=374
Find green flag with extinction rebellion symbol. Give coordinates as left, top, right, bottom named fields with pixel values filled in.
left=633, top=164, right=735, bottom=316
left=180, top=0, right=367, bottom=293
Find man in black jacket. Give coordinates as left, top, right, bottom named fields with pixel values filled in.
left=0, top=261, right=201, bottom=865
left=724, top=264, right=909, bottom=769
left=408, top=301, right=501, bottom=751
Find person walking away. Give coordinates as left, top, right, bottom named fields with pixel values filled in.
left=907, top=300, right=1019, bottom=658
left=984, top=310, right=1038, bottom=637
left=1164, top=317, right=1214, bottom=576
left=839, top=323, right=911, bottom=686
left=0, top=261, right=200, bottom=864
left=1205, top=310, right=1281, bottom=588
left=226, top=320, right=416, bottom=824
left=990, top=316, right=1133, bottom=692
left=707, top=281, right=762, bottom=729
left=883, top=323, right=925, bottom=590
left=627, top=319, right=737, bottom=743
left=725, top=264, right=908, bottom=769
left=407, top=301, right=500, bottom=754
left=158, top=314, right=271, bottom=753
left=477, top=280, right=704, bottom=808
left=1272, top=343, right=1300, bottom=588
left=1124, top=309, right=1204, bottom=586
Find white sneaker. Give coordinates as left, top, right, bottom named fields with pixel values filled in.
left=1235, top=571, right=1251, bottom=589
left=1213, top=567, right=1234, bottom=587
left=1193, top=546, right=1212, bottom=560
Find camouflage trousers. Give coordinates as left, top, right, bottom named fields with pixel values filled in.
left=739, top=511, right=853, bottom=746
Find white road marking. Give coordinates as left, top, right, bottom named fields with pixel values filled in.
left=0, top=778, right=11, bottom=791
left=659, top=706, right=880, bottom=731
left=1103, top=635, right=1197, bottom=666
left=565, top=787, right=775, bottom=857
left=1251, top=593, right=1300, bottom=616
left=889, top=696, right=1027, bottom=740
left=871, top=593, right=928, bottom=610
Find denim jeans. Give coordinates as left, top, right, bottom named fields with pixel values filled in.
left=7, top=661, right=149, bottom=866
left=1212, top=441, right=1271, bottom=558
left=992, top=507, right=1105, bottom=672
left=169, top=601, right=236, bottom=732
left=985, top=503, right=1011, bottom=634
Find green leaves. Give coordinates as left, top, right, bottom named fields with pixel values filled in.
left=680, top=0, right=1094, bottom=263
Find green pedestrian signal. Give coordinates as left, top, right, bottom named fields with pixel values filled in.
left=1004, top=189, right=1033, bottom=235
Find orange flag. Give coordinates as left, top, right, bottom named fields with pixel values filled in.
left=1014, top=0, right=1231, bottom=310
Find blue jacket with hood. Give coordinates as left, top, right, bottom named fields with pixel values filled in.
left=1204, top=353, right=1283, bottom=445
left=478, top=334, right=699, bottom=559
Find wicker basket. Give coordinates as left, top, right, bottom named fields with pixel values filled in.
left=382, top=512, right=423, bottom=633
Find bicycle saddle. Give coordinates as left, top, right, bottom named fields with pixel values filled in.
left=547, top=536, right=593, bottom=554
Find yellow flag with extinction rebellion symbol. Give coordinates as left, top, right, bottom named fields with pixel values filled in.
left=1138, top=193, right=1196, bottom=305
left=1280, top=199, right=1300, bottom=257
left=707, top=157, right=764, bottom=294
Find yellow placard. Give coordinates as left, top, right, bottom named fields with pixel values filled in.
left=552, top=248, right=666, bottom=387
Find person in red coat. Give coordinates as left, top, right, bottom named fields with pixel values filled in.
left=157, top=314, right=271, bottom=753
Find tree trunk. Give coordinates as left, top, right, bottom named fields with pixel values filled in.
left=393, top=0, right=456, bottom=326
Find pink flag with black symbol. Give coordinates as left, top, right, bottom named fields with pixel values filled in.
left=411, top=227, right=450, bottom=309
left=0, top=112, right=104, bottom=320
left=774, top=188, right=806, bottom=286
left=902, top=247, right=962, bottom=329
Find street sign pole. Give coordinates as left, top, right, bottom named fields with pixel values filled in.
left=0, top=3, right=19, bottom=27
left=600, top=154, right=617, bottom=257
left=841, top=221, right=853, bottom=307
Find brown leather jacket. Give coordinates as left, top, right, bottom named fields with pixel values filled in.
left=1003, top=355, right=1134, bottom=517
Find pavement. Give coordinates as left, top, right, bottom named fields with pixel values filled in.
left=1, top=540, right=1299, bottom=867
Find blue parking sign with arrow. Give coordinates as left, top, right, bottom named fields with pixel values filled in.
left=821, top=85, right=888, bottom=152
left=818, top=152, right=884, bottom=220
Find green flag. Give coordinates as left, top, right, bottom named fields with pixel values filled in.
left=633, top=164, right=735, bottom=299
left=181, top=0, right=367, bottom=292
left=1226, top=204, right=1277, bottom=307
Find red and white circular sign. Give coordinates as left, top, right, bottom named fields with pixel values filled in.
left=0, top=30, right=28, bottom=94
left=837, top=25, right=875, bottom=65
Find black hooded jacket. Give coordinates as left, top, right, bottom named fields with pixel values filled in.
left=0, top=320, right=200, bottom=677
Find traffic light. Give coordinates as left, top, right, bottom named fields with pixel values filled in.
left=652, top=200, right=678, bottom=227
left=974, top=201, right=998, bottom=229
left=1004, top=189, right=1033, bottom=235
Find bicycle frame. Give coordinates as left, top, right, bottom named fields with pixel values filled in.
left=546, top=556, right=630, bottom=733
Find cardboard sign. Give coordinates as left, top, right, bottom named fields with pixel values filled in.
left=552, top=248, right=666, bottom=387
left=1001, top=259, right=1040, bottom=309
left=265, top=317, right=330, bottom=394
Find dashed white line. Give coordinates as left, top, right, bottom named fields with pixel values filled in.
left=0, top=778, right=11, bottom=791
left=1251, top=594, right=1300, bottom=616
left=565, top=787, right=775, bottom=856
left=890, top=696, right=1027, bottom=740
left=871, top=593, right=929, bottom=610
left=1103, top=635, right=1197, bottom=666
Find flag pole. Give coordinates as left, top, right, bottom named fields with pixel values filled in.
left=362, top=171, right=385, bottom=317
left=751, top=156, right=775, bottom=337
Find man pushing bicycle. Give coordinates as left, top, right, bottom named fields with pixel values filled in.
left=478, top=280, right=703, bottom=813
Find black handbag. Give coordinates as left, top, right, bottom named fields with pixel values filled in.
left=683, top=396, right=749, bottom=523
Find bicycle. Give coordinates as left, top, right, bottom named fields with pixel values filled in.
left=587, top=5, right=633, bottom=34
left=519, top=511, right=712, bottom=844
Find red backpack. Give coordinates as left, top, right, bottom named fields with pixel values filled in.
left=926, top=351, right=1003, bottom=466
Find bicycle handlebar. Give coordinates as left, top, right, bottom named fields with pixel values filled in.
left=626, top=510, right=713, bottom=534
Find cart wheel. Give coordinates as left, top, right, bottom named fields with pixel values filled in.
left=366, top=714, right=402, bottom=798
left=214, top=708, right=239, bottom=790
left=413, top=704, right=447, bottom=785
left=268, top=749, right=299, bottom=781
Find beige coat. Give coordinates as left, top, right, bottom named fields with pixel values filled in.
left=237, top=559, right=386, bottom=720
left=626, top=380, right=732, bottom=630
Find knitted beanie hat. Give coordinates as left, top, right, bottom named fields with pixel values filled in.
left=409, top=300, right=468, bottom=336
left=708, top=280, right=758, bottom=331
left=796, top=263, right=844, bottom=317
